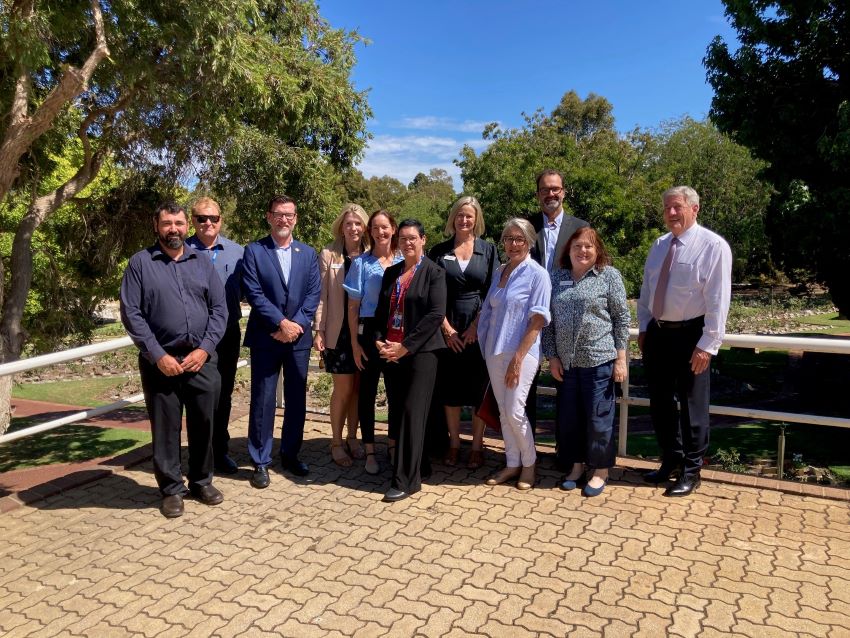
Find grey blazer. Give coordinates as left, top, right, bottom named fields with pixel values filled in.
left=528, top=211, right=589, bottom=270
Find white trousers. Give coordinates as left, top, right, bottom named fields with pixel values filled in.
left=486, top=352, right=538, bottom=468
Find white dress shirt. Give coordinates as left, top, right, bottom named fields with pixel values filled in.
left=637, top=223, right=732, bottom=355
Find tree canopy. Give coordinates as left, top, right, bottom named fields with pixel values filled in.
left=705, top=0, right=850, bottom=315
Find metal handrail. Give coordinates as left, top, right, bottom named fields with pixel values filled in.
left=1, top=326, right=848, bottom=449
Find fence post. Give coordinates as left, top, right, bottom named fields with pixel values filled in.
left=617, top=346, right=631, bottom=457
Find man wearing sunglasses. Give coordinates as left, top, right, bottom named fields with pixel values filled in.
left=186, top=198, right=244, bottom=475
left=241, top=195, right=321, bottom=488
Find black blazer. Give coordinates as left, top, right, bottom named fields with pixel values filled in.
left=528, top=211, right=589, bottom=269
left=374, top=256, right=447, bottom=355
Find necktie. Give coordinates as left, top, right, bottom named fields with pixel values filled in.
left=652, top=237, right=679, bottom=320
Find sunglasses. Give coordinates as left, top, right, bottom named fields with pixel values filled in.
left=193, top=215, right=221, bottom=224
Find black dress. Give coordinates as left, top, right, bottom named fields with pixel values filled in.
left=322, top=251, right=356, bottom=374
left=428, top=237, right=499, bottom=406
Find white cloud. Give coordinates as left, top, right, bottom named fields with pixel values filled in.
left=396, top=116, right=499, bottom=134
left=357, top=134, right=490, bottom=189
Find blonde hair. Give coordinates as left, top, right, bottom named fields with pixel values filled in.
left=329, top=203, right=370, bottom=259
left=191, top=196, right=221, bottom=216
left=444, top=196, right=485, bottom=237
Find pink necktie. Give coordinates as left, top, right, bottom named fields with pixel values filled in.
left=652, top=238, right=678, bottom=320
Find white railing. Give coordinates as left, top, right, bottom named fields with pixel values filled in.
left=1, top=327, right=849, bottom=450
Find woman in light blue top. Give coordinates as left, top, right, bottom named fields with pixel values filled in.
left=343, top=210, right=402, bottom=474
left=477, top=218, right=551, bottom=490
left=541, top=226, right=630, bottom=497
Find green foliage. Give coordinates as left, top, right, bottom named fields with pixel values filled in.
left=705, top=0, right=850, bottom=316
left=713, top=448, right=748, bottom=473
left=457, top=91, right=772, bottom=292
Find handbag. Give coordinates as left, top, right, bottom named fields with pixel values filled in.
left=475, top=382, right=501, bottom=432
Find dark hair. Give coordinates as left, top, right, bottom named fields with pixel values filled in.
left=535, top=168, right=565, bottom=190
left=266, top=194, right=297, bottom=213
left=367, top=209, right=399, bottom=252
left=153, top=201, right=186, bottom=222
left=559, top=226, right=611, bottom=271
left=397, top=218, right=425, bottom=237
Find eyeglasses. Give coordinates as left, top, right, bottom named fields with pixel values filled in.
left=270, top=212, right=296, bottom=221
left=537, top=187, right=563, bottom=195
left=502, top=235, right=527, bottom=245
left=193, top=215, right=220, bottom=224
left=398, top=235, right=421, bottom=244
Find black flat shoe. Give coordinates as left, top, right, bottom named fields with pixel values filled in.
left=214, top=455, right=239, bottom=475
left=382, top=488, right=409, bottom=503
left=664, top=476, right=701, bottom=497
left=644, top=465, right=680, bottom=484
left=281, top=456, right=309, bottom=476
left=250, top=466, right=270, bottom=489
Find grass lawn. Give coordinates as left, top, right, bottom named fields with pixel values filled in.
left=623, top=421, right=850, bottom=484
left=0, top=423, right=150, bottom=473
left=13, top=376, right=137, bottom=407
left=793, top=312, right=850, bottom=334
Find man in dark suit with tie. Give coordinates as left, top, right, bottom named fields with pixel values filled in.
left=526, top=169, right=587, bottom=457
left=242, top=195, right=321, bottom=488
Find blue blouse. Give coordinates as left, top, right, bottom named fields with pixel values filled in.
left=343, top=251, right=402, bottom=318
left=477, top=256, right=551, bottom=361
left=541, top=266, right=631, bottom=369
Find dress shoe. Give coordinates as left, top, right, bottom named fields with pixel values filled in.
left=160, top=494, right=184, bottom=518
left=516, top=464, right=536, bottom=490
left=191, top=484, right=224, bottom=505
left=664, top=476, right=701, bottom=497
left=250, top=465, right=270, bottom=489
left=281, top=456, right=309, bottom=476
left=643, top=465, right=680, bottom=484
left=214, top=455, right=239, bottom=475
left=486, top=466, right=521, bottom=486
left=382, top=488, right=410, bottom=502
left=582, top=480, right=607, bottom=497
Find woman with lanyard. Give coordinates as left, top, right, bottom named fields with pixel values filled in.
left=343, top=210, right=402, bottom=474
left=374, top=219, right=447, bottom=502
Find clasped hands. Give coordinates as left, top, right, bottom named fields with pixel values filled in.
left=272, top=318, right=303, bottom=343
left=444, top=324, right=477, bottom=353
left=156, top=348, right=209, bottom=376
left=376, top=340, right=408, bottom=363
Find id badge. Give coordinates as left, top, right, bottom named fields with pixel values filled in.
left=391, top=312, right=403, bottom=329
left=357, top=322, right=364, bottom=336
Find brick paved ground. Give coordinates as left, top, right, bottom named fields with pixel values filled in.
left=1, top=411, right=849, bottom=637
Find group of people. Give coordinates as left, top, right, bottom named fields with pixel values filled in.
left=119, top=169, right=731, bottom=518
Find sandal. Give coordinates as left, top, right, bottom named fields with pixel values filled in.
left=364, top=452, right=380, bottom=475
left=345, top=436, right=366, bottom=460
left=330, top=441, right=352, bottom=467
left=443, top=447, right=460, bottom=466
left=467, top=449, right=484, bottom=469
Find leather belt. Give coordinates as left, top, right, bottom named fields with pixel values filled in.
left=653, top=316, right=704, bottom=329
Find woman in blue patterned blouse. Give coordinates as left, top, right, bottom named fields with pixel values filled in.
left=541, top=226, right=630, bottom=497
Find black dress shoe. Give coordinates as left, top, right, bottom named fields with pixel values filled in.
left=281, top=456, right=309, bottom=476
left=214, top=455, right=239, bottom=475
left=250, top=465, right=270, bottom=489
left=382, top=488, right=409, bottom=503
left=191, top=484, right=224, bottom=505
left=161, top=494, right=184, bottom=518
left=664, top=476, right=701, bottom=497
left=644, top=465, right=680, bottom=484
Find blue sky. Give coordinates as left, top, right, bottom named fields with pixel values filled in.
left=318, top=1, right=739, bottom=189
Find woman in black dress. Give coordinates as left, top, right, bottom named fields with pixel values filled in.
left=428, top=196, right=498, bottom=469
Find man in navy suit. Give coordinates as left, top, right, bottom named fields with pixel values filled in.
left=242, top=195, right=321, bottom=488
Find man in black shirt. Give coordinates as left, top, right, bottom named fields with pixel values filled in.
left=120, top=202, right=227, bottom=518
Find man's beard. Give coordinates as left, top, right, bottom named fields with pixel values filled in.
left=542, top=199, right=560, bottom=214
left=274, top=226, right=292, bottom=240
left=159, top=232, right=185, bottom=249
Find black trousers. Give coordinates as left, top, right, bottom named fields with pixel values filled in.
left=139, top=353, right=221, bottom=496
left=643, top=319, right=710, bottom=478
left=384, top=350, right=439, bottom=494
left=213, top=323, right=241, bottom=459
left=356, top=318, right=385, bottom=445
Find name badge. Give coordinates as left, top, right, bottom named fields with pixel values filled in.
left=331, top=263, right=343, bottom=270
left=357, top=323, right=364, bottom=335
left=443, top=255, right=457, bottom=261
left=560, top=280, right=574, bottom=287
left=391, top=312, right=403, bottom=329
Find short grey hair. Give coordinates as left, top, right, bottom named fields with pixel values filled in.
left=662, top=185, right=700, bottom=207
left=501, top=217, right=537, bottom=247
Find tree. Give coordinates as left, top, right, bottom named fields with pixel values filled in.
left=0, top=0, right=370, bottom=432
left=705, top=0, right=850, bottom=314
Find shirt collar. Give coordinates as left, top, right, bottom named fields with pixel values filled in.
left=673, top=223, right=699, bottom=246
left=542, top=210, right=563, bottom=228
left=150, top=243, right=197, bottom=262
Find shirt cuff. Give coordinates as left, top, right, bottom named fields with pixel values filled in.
left=697, top=335, right=722, bottom=356
left=529, top=305, right=551, bottom=325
